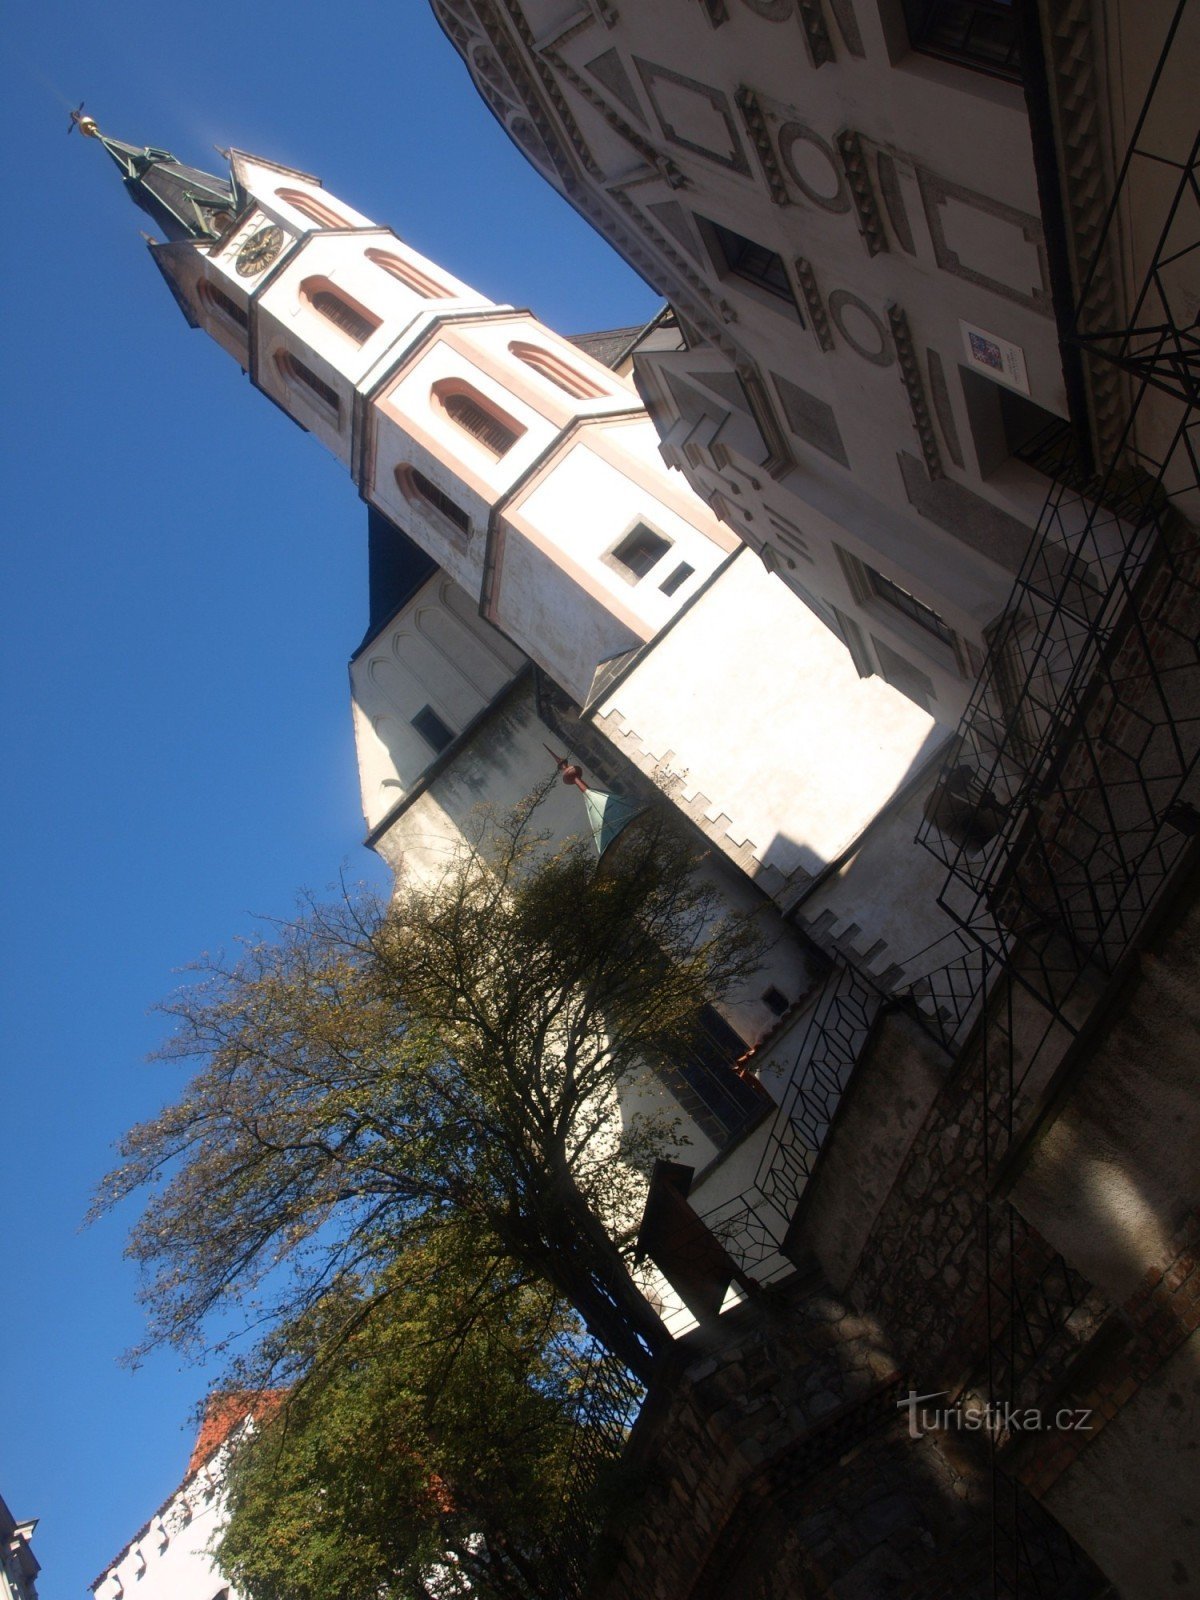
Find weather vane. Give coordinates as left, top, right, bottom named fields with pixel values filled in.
left=68, top=102, right=99, bottom=139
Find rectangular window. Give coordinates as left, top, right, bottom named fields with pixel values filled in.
left=903, top=0, right=1021, bottom=82
left=662, top=1005, right=764, bottom=1145
left=659, top=561, right=694, bottom=596
left=411, top=705, right=455, bottom=754
left=610, top=523, right=671, bottom=582
left=698, top=216, right=802, bottom=318
left=866, top=566, right=957, bottom=647
left=761, top=985, right=790, bottom=1017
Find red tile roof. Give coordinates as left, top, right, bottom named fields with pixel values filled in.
left=185, top=1390, right=284, bottom=1478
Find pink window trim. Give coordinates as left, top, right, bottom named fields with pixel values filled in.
left=299, top=276, right=381, bottom=345
left=431, top=379, right=525, bottom=458
left=276, top=350, right=340, bottom=420
left=275, top=187, right=349, bottom=230
left=508, top=340, right=605, bottom=400
left=365, top=248, right=454, bottom=300
left=394, top=465, right=471, bottom=540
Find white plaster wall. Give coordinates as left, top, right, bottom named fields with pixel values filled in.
left=597, top=551, right=942, bottom=885
left=351, top=573, right=527, bottom=829
left=451, top=317, right=639, bottom=411
left=491, top=418, right=738, bottom=700
left=377, top=337, right=561, bottom=496
left=372, top=678, right=818, bottom=1042
left=92, top=1462, right=237, bottom=1600
left=442, top=0, right=1084, bottom=719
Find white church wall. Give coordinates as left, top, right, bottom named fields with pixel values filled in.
left=594, top=550, right=947, bottom=905
left=371, top=676, right=820, bottom=1050
left=92, top=1462, right=236, bottom=1600
left=490, top=417, right=739, bottom=701
left=350, top=572, right=527, bottom=829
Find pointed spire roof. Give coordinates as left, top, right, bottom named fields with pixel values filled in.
left=544, top=746, right=644, bottom=859
left=582, top=787, right=644, bottom=858
left=72, top=108, right=235, bottom=241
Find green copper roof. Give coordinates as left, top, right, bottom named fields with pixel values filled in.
left=583, top=788, right=644, bottom=858
left=76, top=114, right=235, bottom=242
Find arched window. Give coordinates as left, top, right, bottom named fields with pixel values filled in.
left=300, top=277, right=381, bottom=344
left=275, top=188, right=349, bottom=229
left=365, top=248, right=454, bottom=299
left=198, top=280, right=248, bottom=330
left=432, top=380, right=524, bottom=458
left=395, top=465, right=471, bottom=538
left=277, top=351, right=340, bottom=420
left=508, top=340, right=605, bottom=400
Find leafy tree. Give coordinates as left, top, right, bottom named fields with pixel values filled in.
left=95, top=798, right=762, bottom=1390
left=217, top=1228, right=598, bottom=1600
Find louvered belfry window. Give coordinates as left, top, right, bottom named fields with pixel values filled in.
left=311, top=289, right=377, bottom=345
left=207, top=284, right=247, bottom=329
left=284, top=354, right=339, bottom=416
left=441, top=390, right=520, bottom=457
left=405, top=469, right=471, bottom=536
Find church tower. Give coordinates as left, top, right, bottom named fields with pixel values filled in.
left=79, top=115, right=949, bottom=1038
left=76, top=114, right=739, bottom=711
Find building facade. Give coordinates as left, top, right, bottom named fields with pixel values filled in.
left=434, top=0, right=1193, bottom=727
left=78, top=0, right=1200, bottom=1578
left=0, top=1495, right=39, bottom=1600
left=90, top=1395, right=272, bottom=1600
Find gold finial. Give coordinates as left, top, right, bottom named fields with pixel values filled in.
left=69, top=104, right=100, bottom=139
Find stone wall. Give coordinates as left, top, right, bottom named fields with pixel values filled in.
left=589, top=1281, right=1000, bottom=1600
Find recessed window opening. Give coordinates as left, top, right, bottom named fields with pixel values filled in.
left=509, top=340, right=605, bottom=399
left=659, top=561, right=694, bottom=597
left=200, top=280, right=248, bottom=330
left=278, top=351, right=339, bottom=418
left=867, top=565, right=955, bottom=647
left=433, top=381, right=524, bottom=458
left=669, top=1005, right=763, bottom=1143
left=411, top=704, right=455, bottom=754
left=300, top=278, right=381, bottom=345
left=761, top=986, right=789, bottom=1017
left=275, top=188, right=349, bottom=229
left=366, top=248, right=454, bottom=299
left=396, top=465, right=471, bottom=539
left=902, top=0, right=1021, bottom=81
left=700, top=217, right=801, bottom=314
left=959, top=367, right=1067, bottom=480
left=611, top=523, right=671, bottom=582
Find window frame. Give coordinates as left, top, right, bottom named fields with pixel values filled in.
left=835, top=543, right=968, bottom=679
left=508, top=340, right=606, bottom=400
left=410, top=704, right=456, bottom=755
left=365, top=247, right=455, bottom=300
left=198, top=278, right=248, bottom=332
left=695, top=214, right=805, bottom=323
left=395, top=464, right=472, bottom=543
left=901, top=0, right=1021, bottom=82
left=603, top=521, right=674, bottom=585
left=276, top=349, right=340, bottom=423
left=300, top=276, right=381, bottom=346
left=432, top=380, right=525, bottom=459
left=275, top=187, right=350, bottom=229
left=659, top=560, right=695, bottom=597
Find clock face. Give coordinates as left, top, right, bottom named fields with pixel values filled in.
left=235, top=223, right=284, bottom=278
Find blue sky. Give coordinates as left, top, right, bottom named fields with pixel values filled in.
left=0, top=4, right=659, bottom=1593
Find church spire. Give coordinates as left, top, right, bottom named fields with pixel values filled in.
left=71, top=107, right=235, bottom=242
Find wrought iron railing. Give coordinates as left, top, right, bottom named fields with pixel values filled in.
left=549, top=1342, right=646, bottom=1597
left=696, top=962, right=886, bottom=1275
